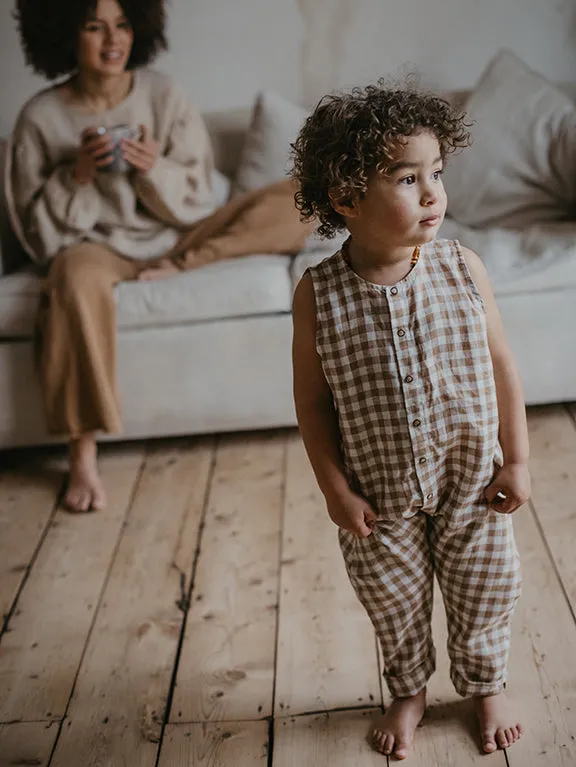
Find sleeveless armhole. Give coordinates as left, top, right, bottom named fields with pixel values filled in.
left=300, top=266, right=323, bottom=359
left=452, top=239, right=486, bottom=313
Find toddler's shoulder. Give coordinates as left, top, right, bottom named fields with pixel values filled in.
left=425, top=238, right=471, bottom=275
left=306, top=249, right=342, bottom=274
left=300, top=249, right=348, bottom=308
left=426, top=237, right=460, bottom=258
left=303, top=249, right=346, bottom=288
left=429, top=239, right=486, bottom=276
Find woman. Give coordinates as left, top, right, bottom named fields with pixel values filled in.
left=7, top=0, right=313, bottom=512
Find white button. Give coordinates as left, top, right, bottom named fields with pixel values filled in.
left=390, top=287, right=398, bottom=296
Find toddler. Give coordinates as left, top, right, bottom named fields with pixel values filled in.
left=291, top=83, right=530, bottom=759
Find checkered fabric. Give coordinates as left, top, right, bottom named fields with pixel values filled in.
left=339, top=512, right=521, bottom=697
left=306, top=238, right=521, bottom=697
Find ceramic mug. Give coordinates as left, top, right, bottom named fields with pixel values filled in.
left=93, top=124, right=141, bottom=173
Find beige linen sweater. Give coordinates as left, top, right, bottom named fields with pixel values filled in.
left=5, top=69, right=215, bottom=263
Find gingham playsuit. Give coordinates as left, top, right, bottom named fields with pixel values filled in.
left=306, top=238, right=522, bottom=698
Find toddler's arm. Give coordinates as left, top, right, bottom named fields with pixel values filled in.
left=462, top=247, right=531, bottom=513
left=292, top=274, right=377, bottom=536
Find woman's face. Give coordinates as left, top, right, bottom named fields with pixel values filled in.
left=77, top=0, right=134, bottom=77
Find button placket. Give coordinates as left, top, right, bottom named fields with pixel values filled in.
left=388, top=288, right=432, bottom=505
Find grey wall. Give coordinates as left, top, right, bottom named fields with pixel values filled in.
left=1, top=0, right=575, bottom=136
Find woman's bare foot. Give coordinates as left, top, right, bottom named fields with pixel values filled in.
left=373, top=689, right=426, bottom=760
left=473, top=692, right=522, bottom=753
left=64, top=434, right=107, bottom=513
left=137, top=257, right=180, bottom=282
left=138, top=265, right=180, bottom=281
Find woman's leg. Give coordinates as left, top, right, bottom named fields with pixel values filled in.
left=36, top=242, right=140, bottom=511
left=138, top=180, right=316, bottom=281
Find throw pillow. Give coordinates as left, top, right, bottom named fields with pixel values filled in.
left=233, top=91, right=308, bottom=196
left=212, top=168, right=231, bottom=207
left=443, top=50, right=576, bottom=228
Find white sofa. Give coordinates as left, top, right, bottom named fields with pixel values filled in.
left=1, top=52, right=575, bottom=449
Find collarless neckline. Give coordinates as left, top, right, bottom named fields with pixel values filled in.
left=339, top=237, right=424, bottom=291
left=55, top=70, right=140, bottom=117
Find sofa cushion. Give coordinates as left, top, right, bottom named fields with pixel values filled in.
left=233, top=91, right=308, bottom=196
left=443, top=50, right=576, bottom=228
left=0, top=254, right=293, bottom=339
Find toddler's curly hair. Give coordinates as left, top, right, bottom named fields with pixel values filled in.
left=291, top=82, right=471, bottom=238
left=14, top=0, right=167, bottom=80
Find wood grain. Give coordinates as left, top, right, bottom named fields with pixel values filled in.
left=0, top=722, right=56, bottom=767
left=50, top=438, right=214, bottom=767
left=275, top=433, right=380, bottom=716
left=0, top=451, right=61, bottom=628
left=0, top=444, right=145, bottom=723
left=160, top=721, right=269, bottom=766
left=171, top=433, right=285, bottom=722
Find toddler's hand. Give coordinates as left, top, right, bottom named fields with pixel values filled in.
left=325, top=488, right=378, bottom=537
left=485, top=463, right=531, bottom=514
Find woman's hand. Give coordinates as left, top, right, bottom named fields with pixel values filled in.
left=74, top=127, right=114, bottom=184
left=325, top=487, right=378, bottom=537
left=485, top=463, right=531, bottom=514
left=121, top=124, right=160, bottom=173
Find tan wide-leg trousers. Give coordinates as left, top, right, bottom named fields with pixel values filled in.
left=35, top=179, right=315, bottom=438
left=36, top=242, right=140, bottom=437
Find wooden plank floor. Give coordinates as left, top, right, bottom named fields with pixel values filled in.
left=1, top=405, right=576, bottom=766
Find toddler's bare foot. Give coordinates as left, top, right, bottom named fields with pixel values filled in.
left=473, top=691, right=522, bottom=753
left=373, top=688, right=426, bottom=760
left=64, top=435, right=107, bottom=513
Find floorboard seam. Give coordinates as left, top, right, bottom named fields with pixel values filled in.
left=267, top=432, right=289, bottom=766
left=46, top=445, right=148, bottom=766
left=527, top=500, right=576, bottom=627
left=153, top=436, right=218, bottom=766
left=0, top=480, right=60, bottom=638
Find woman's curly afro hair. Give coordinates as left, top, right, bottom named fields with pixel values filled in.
left=14, top=0, right=168, bottom=80
left=291, top=81, right=471, bottom=238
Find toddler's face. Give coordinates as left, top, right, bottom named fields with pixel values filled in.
left=344, top=130, right=447, bottom=249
